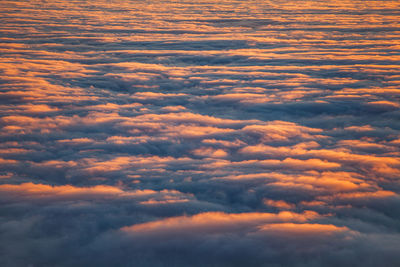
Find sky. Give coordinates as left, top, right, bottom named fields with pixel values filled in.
left=0, top=0, right=400, bottom=266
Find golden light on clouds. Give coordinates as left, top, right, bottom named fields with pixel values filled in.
left=0, top=0, right=399, bottom=266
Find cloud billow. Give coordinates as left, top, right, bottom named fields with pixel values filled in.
left=0, top=0, right=400, bottom=266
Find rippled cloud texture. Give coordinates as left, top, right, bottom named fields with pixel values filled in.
left=1, top=0, right=400, bottom=266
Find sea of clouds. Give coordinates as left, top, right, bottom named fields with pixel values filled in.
left=1, top=0, right=400, bottom=266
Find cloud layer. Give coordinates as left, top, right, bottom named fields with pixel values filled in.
left=1, top=0, right=400, bottom=266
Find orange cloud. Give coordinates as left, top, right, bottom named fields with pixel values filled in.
left=257, top=223, right=350, bottom=236
left=121, top=210, right=321, bottom=235
left=0, top=182, right=192, bottom=203
left=242, top=121, right=324, bottom=142
left=367, top=101, right=400, bottom=109
left=192, top=147, right=228, bottom=158
left=264, top=199, right=296, bottom=210
left=202, top=138, right=245, bottom=147
left=260, top=158, right=340, bottom=170
left=131, top=92, right=187, bottom=100
left=0, top=182, right=143, bottom=198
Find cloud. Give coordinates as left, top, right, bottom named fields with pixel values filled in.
left=121, top=210, right=321, bottom=235
left=1, top=0, right=399, bottom=266
left=85, top=210, right=399, bottom=267
left=0, top=182, right=193, bottom=204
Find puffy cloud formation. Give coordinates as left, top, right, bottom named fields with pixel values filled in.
left=1, top=0, right=400, bottom=266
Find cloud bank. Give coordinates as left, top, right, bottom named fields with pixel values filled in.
left=0, top=0, right=400, bottom=266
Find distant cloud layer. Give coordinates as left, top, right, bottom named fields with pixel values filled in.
left=1, top=0, right=400, bottom=266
